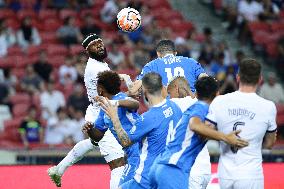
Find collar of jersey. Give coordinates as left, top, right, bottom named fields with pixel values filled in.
left=152, top=99, right=167, bottom=107
left=163, top=54, right=175, bottom=58
left=89, top=57, right=107, bottom=64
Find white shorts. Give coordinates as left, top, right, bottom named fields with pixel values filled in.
left=219, top=178, right=264, bottom=189
left=85, top=104, right=124, bottom=163
left=189, top=174, right=211, bottom=189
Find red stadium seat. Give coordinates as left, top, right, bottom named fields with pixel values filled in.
left=270, top=23, right=284, bottom=33
left=48, top=55, right=66, bottom=68
left=248, top=22, right=270, bottom=33
left=14, top=55, right=30, bottom=68
left=3, top=127, right=21, bottom=143
left=266, top=43, right=278, bottom=58
left=70, top=45, right=84, bottom=55
left=39, top=9, right=58, bottom=20
left=43, top=18, right=62, bottom=32
left=276, top=104, right=284, bottom=115
left=17, top=10, right=37, bottom=20
left=13, top=103, right=30, bottom=117
left=59, top=9, right=77, bottom=20
left=4, top=118, right=22, bottom=130
left=6, top=18, right=20, bottom=30
left=12, top=68, right=26, bottom=79
left=27, top=45, right=47, bottom=56
left=41, top=32, right=58, bottom=44
left=47, top=45, right=68, bottom=56
left=7, top=46, right=24, bottom=56
left=0, top=57, right=17, bottom=68
left=10, top=93, right=30, bottom=105
left=277, top=114, right=284, bottom=126
left=0, top=9, right=15, bottom=19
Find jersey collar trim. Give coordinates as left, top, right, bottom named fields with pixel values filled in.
left=153, top=99, right=167, bottom=107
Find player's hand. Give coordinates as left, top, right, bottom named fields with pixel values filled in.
left=225, top=130, right=249, bottom=148
left=94, top=96, right=107, bottom=103
left=99, top=98, right=119, bottom=121
left=82, top=122, right=93, bottom=134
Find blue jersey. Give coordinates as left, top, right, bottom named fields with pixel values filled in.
left=95, top=92, right=140, bottom=179
left=137, top=55, right=205, bottom=92
left=128, top=99, right=183, bottom=188
left=156, top=101, right=209, bottom=173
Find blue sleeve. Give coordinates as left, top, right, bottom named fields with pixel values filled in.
left=190, top=58, right=205, bottom=79
left=94, top=109, right=108, bottom=132
left=128, top=113, right=155, bottom=143
left=137, top=61, right=153, bottom=80
left=185, top=104, right=206, bottom=120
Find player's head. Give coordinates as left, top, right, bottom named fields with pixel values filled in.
left=156, top=39, right=177, bottom=58
left=82, top=33, right=107, bottom=62
left=167, top=76, right=194, bottom=98
left=97, top=70, right=121, bottom=97
left=142, top=72, right=164, bottom=101
left=194, top=76, right=218, bottom=102
left=237, top=58, right=261, bottom=87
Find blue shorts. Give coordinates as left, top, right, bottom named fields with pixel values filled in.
left=120, top=179, right=145, bottom=189
left=149, top=163, right=189, bottom=189
left=119, top=163, right=136, bottom=186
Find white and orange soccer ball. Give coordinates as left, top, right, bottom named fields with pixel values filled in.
left=117, top=7, right=141, bottom=32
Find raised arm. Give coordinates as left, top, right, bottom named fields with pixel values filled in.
left=95, top=96, right=140, bottom=111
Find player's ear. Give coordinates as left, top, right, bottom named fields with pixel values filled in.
left=174, top=51, right=177, bottom=56
left=258, top=75, right=263, bottom=86
left=157, top=51, right=162, bottom=58
left=236, top=74, right=240, bottom=83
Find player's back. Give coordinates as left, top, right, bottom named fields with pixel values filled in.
left=207, top=91, right=277, bottom=179
left=139, top=55, right=204, bottom=92
left=156, top=101, right=209, bottom=172
left=133, top=99, right=183, bottom=187
left=103, top=93, right=140, bottom=161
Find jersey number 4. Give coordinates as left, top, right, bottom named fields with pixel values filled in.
left=231, top=121, right=245, bottom=153
left=165, top=67, right=185, bottom=82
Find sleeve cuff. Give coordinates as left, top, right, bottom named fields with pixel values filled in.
left=266, top=128, right=277, bottom=133
left=205, top=118, right=217, bottom=126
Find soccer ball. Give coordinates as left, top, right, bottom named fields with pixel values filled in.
left=117, top=7, right=141, bottom=32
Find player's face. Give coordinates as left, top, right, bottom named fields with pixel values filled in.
left=167, top=85, right=179, bottom=98
left=87, top=39, right=107, bottom=61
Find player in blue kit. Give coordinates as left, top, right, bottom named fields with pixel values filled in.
left=82, top=70, right=141, bottom=186
left=129, top=39, right=207, bottom=95
left=149, top=76, right=249, bottom=189
left=99, top=72, right=183, bottom=189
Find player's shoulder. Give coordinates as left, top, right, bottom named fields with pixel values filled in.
left=178, top=56, right=198, bottom=63
left=184, top=101, right=208, bottom=115
left=114, top=92, right=128, bottom=100
left=255, top=94, right=276, bottom=110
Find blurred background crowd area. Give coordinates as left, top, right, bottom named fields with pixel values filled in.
left=0, top=0, right=283, bottom=153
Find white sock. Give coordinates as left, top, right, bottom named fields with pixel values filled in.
left=110, top=166, right=125, bottom=189
left=57, top=139, right=94, bottom=175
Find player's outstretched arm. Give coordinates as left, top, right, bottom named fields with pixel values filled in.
left=262, top=131, right=277, bottom=149
left=190, top=117, right=249, bottom=148
left=127, top=80, right=142, bottom=97
left=95, top=96, right=140, bottom=111
left=99, top=98, right=133, bottom=147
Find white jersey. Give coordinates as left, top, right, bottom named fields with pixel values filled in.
left=84, top=57, right=110, bottom=104
left=171, top=96, right=211, bottom=176
left=206, top=91, right=277, bottom=180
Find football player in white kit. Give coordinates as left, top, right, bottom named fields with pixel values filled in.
left=47, top=33, right=133, bottom=188
left=206, top=59, right=277, bottom=189
left=167, top=76, right=211, bottom=189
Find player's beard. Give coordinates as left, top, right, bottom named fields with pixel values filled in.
left=89, top=48, right=108, bottom=62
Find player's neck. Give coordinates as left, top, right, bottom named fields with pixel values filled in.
left=239, top=83, right=257, bottom=93
left=148, top=96, right=165, bottom=107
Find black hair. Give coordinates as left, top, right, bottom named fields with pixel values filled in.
left=238, top=58, right=261, bottom=85
left=203, top=27, right=212, bottom=35
left=142, top=72, right=163, bottom=95
left=194, top=76, right=218, bottom=101
left=97, top=71, right=121, bottom=95
left=156, top=39, right=175, bottom=54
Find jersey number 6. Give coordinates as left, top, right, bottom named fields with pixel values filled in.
left=231, top=121, right=245, bottom=153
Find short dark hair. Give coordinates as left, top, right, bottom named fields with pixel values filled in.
left=156, top=40, right=175, bottom=54
left=195, top=76, right=218, bottom=101
left=238, top=58, right=261, bottom=85
left=97, top=71, right=121, bottom=95
left=142, top=72, right=163, bottom=95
